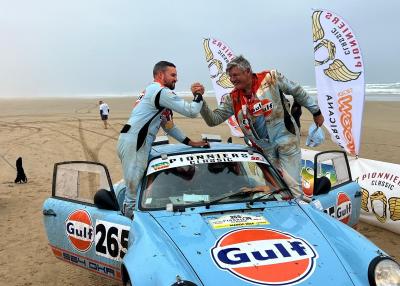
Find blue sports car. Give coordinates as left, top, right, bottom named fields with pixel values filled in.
left=43, top=139, right=400, bottom=285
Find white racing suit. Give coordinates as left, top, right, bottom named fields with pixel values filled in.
left=117, top=82, right=202, bottom=217
left=200, top=70, right=320, bottom=198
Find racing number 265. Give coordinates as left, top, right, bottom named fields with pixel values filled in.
left=95, top=220, right=130, bottom=261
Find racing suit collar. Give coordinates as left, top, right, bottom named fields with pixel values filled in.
left=232, top=71, right=270, bottom=100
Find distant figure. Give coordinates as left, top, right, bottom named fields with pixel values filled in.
left=15, top=157, right=27, bottom=184
left=290, top=101, right=302, bottom=133
left=99, top=100, right=110, bottom=129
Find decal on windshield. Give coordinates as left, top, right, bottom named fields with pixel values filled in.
left=151, top=162, right=170, bottom=171
left=148, top=151, right=268, bottom=175
left=209, top=214, right=269, bottom=229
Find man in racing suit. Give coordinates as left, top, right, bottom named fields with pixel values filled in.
left=117, top=61, right=207, bottom=218
left=200, top=55, right=324, bottom=199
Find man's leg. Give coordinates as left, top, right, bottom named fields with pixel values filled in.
left=101, top=115, right=108, bottom=129
left=277, top=142, right=303, bottom=199
left=122, top=158, right=146, bottom=218
left=117, top=133, right=148, bottom=218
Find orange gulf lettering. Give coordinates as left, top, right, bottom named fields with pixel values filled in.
left=338, top=93, right=356, bottom=154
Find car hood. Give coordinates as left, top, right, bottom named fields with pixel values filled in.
left=151, top=202, right=357, bottom=286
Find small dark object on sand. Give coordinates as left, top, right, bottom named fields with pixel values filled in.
left=15, top=157, right=28, bottom=184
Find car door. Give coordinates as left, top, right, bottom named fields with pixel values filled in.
left=42, top=161, right=131, bottom=282
left=308, top=151, right=362, bottom=227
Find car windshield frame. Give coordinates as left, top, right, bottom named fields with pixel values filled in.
left=138, top=149, right=292, bottom=211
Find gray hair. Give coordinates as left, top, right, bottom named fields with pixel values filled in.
left=226, top=55, right=252, bottom=73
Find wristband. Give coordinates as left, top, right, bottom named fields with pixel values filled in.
left=182, top=137, right=191, bottom=145
left=313, top=110, right=322, bottom=117
left=193, top=93, right=203, bottom=103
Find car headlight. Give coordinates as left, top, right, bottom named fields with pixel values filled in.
left=170, top=275, right=198, bottom=286
left=170, top=282, right=197, bottom=286
left=368, top=256, right=400, bottom=286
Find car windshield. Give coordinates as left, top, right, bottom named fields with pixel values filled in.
left=141, top=157, right=291, bottom=210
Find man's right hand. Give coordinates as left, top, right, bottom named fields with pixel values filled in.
left=191, top=82, right=205, bottom=95
left=191, top=82, right=205, bottom=103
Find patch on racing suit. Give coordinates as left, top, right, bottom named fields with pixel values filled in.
left=248, top=98, right=274, bottom=118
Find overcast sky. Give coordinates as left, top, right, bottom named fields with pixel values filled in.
left=0, top=0, right=399, bottom=97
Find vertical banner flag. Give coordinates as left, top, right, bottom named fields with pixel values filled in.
left=202, top=38, right=243, bottom=137
left=312, top=10, right=365, bottom=156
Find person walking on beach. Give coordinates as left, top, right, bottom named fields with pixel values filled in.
left=199, top=55, right=324, bottom=199
left=99, top=100, right=110, bottom=129
left=117, top=60, right=208, bottom=218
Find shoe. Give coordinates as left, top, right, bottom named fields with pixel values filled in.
left=122, top=202, right=135, bottom=219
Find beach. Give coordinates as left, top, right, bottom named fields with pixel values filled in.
left=0, top=96, right=399, bottom=286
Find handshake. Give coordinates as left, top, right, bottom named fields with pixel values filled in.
left=191, top=82, right=205, bottom=103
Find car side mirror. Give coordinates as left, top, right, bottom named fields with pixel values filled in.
left=313, top=176, right=331, bottom=196
left=94, top=189, right=120, bottom=211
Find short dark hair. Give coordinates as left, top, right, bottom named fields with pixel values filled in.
left=153, top=61, right=176, bottom=77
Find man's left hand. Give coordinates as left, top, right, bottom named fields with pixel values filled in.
left=188, top=140, right=210, bottom=148
left=313, top=114, right=324, bottom=127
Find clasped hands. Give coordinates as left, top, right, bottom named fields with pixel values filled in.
left=191, top=82, right=205, bottom=96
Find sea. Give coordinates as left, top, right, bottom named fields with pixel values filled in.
left=180, top=83, right=400, bottom=102
left=3, top=83, right=400, bottom=100
left=302, top=83, right=400, bottom=101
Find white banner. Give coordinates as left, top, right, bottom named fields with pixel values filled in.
left=312, top=10, right=365, bottom=156
left=202, top=38, right=243, bottom=137
left=301, top=148, right=400, bottom=235
left=352, top=158, right=400, bottom=235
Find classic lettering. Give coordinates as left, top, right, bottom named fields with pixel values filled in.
left=327, top=14, right=362, bottom=67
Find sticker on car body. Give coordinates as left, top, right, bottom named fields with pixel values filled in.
left=322, top=192, right=352, bottom=225
left=65, top=209, right=94, bottom=252
left=336, top=192, right=352, bottom=224
left=208, top=214, right=269, bottom=229
left=311, top=199, right=323, bottom=210
left=211, top=228, right=318, bottom=285
left=50, top=245, right=122, bottom=281
left=95, top=220, right=130, bottom=261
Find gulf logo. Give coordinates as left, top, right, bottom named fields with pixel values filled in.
left=65, top=210, right=94, bottom=252
left=211, top=228, right=318, bottom=285
left=249, top=99, right=274, bottom=118
left=336, top=192, right=352, bottom=224
left=261, top=98, right=273, bottom=118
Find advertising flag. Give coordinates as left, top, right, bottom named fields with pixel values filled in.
left=312, top=10, right=365, bottom=156
left=202, top=38, right=243, bottom=137
left=352, top=158, right=400, bottom=235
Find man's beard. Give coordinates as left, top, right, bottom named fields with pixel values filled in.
left=166, top=82, right=175, bottom=90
